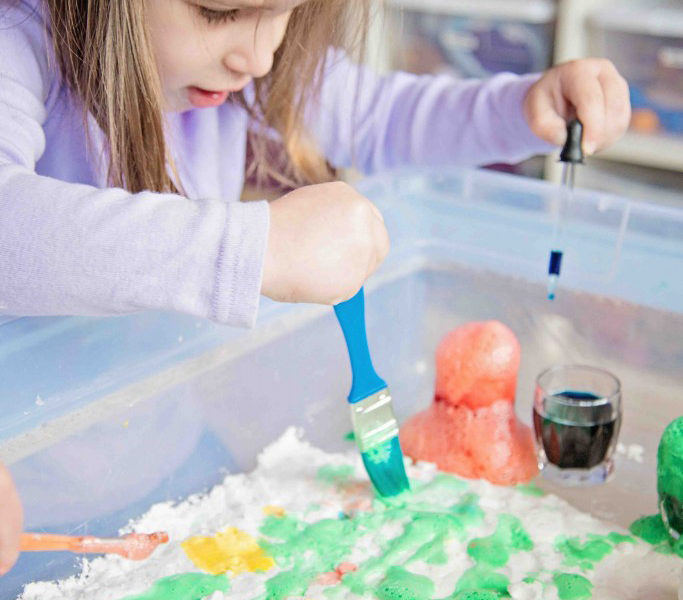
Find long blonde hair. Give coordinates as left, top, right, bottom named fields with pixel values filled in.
left=43, top=0, right=371, bottom=193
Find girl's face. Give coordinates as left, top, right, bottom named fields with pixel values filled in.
left=146, top=0, right=306, bottom=112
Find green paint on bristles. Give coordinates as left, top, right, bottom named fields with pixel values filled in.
left=361, top=436, right=410, bottom=498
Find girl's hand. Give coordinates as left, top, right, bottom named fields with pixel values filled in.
left=0, top=463, right=22, bottom=576
left=523, top=58, right=631, bottom=155
left=262, top=181, right=390, bottom=305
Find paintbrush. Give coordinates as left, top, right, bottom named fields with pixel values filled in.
left=334, top=287, right=410, bottom=497
left=20, top=531, right=169, bottom=560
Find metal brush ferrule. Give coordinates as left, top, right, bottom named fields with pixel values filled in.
left=349, top=388, right=399, bottom=453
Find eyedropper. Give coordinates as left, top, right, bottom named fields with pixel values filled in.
left=547, top=119, right=584, bottom=300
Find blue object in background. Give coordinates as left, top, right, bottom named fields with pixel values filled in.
left=395, top=6, right=554, bottom=78
left=630, top=84, right=683, bottom=134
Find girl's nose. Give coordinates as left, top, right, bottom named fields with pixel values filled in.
left=224, top=19, right=278, bottom=80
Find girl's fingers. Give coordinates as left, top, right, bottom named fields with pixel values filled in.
left=0, top=463, right=22, bottom=576
left=524, top=74, right=568, bottom=146
left=598, top=62, right=631, bottom=149
left=558, top=61, right=607, bottom=154
left=524, top=58, right=631, bottom=153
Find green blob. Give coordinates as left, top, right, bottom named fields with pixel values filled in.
left=410, top=534, right=449, bottom=566
left=262, top=517, right=358, bottom=571
left=606, top=532, right=635, bottom=545
left=264, top=568, right=314, bottom=600
left=514, top=482, right=545, bottom=497
left=629, top=514, right=670, bottom=545
left=259, top=475, right=488, bottom=599
left=554, top=535, right=613, bottom=570
left=451, top=591, right=502, bottom=600
left=317, top=464, right=355, bottom=485
left=119, top=573, right=230, bottom=600
left=344, top=431, right=356, bottom=442
left=654, top=543, right=675, bottom=556
left=467, top=515, right=533, bottom=568
left=259, top=512, right=363, bottom=597
left=658, top=418, right=683, bottom=515
left=450, top=493, right=485, bottom=528
left=455, top=565, right=510, bottom=596
left=553, top=572, right=593, bottom=600
left=375, top=566, right=435, bottom=600
left=674, top=536, right=683, bottom=557
left=658, top=417, right=683, bottom=539
left=260, top=514, right=301, bottom=542
left=630, top=515, right=683, bottom=557
left=660, top=493, right=683, bottom=540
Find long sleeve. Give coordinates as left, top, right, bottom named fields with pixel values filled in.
left=309, top=50, right=555, bottom=173
left=0, top=5, right=269, bottom=327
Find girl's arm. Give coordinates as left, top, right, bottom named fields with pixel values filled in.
left=0, top=164, right=269, bottom=325
left=0, top=7, right=270, bottom=326
left=308, top=50, right=628, bottom=173
left=308, top=50, right=554, bottom=173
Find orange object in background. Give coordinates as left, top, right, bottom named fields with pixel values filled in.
left=401, top=321, right=538, bottom=485
left=630, top=108, right=660, bottom=134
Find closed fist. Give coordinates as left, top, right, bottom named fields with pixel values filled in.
left=524, top=58, right=631, bottom=155
left=262, top=181, right=390, bottom=305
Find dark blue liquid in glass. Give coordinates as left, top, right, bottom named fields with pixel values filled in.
left=533, top=390, right=619, bottom=469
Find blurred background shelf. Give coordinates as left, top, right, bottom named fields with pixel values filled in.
left=602, top=132, right=683, bottom=171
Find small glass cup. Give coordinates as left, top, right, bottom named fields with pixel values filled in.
left=533, top=365, right=622, bottom=486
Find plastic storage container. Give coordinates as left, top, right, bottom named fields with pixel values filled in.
left=1, top=167, right=682, bottom=598
left=589, top=4, right=683, bottom=136
left=386, top=0, right=556, bottom=77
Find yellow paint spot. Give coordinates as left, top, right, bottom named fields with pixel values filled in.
left=263, top=505, right=286, bottom=517
left=122, top=420, right=129, bottom=428
left=181, top=527, right=275, bottom=575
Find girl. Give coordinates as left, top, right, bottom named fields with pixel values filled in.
left=0, top=0, right=630, bottom=574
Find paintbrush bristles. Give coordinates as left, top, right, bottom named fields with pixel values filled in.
left=350, top=388, right=410, bottom=497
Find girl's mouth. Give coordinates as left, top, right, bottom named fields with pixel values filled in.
left=187, top=86, right=230, bottom=108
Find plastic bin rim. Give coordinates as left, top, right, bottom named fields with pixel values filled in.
left=356, top=166, right=683, bottom=220
left=384, top=0, right=556, bottom=23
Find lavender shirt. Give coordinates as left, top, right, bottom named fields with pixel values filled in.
left=0, top=1, right=552, bottom=327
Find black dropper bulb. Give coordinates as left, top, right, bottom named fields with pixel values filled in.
left=559, top=118, right=584, bottom=164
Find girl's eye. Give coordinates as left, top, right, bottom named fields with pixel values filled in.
left=197, top=6, right=240, bottom=24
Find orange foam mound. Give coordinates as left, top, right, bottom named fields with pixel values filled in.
left=401, top=400, right=537, bottom=485
left=402, top=320, right=538, bottom=485
left=435, top=321, right=520, bottom=410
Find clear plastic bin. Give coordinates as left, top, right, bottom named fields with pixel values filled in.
left=589, top=4, right=683, bottom=135
left=1, top=167, right=682, bottom=598
left=385, top=0, right=556, bottom=77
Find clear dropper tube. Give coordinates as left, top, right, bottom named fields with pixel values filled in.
left=547, top=162, right=575, bottom=300
left=547, top=118, right=583, bottom=301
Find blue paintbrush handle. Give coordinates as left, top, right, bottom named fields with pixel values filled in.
left=334, top=287, right=387, bottom=404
